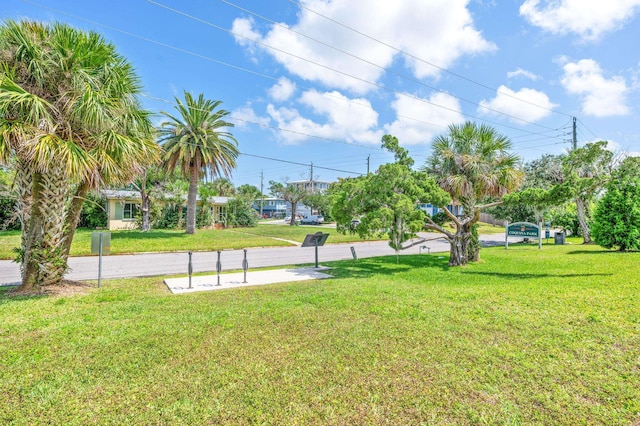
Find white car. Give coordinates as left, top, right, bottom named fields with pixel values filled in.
left=300, top=215, right=324, bottom=225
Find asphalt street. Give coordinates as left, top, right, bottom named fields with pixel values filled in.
left=0, top=233, right=507, bottom=285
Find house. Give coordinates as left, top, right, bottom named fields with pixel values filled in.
left=102, top=189, right=230, bottom=230
left=418, top=203, right=463, bottom=217
left=254, top=197, right=287, bottom=218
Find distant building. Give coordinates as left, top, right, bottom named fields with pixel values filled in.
left=287, top=179, right=331, bottom=194
left=256, top=197, right=288, bottom=218
left=101, top=189, right=229, bottom=230
left=418, top=203, right=463, bottom=217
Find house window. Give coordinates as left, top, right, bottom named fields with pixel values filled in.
left=123, top=202, right=138, bottom=220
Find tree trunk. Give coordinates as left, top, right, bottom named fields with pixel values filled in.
left=141, top=189, right=151, bottom=232
left=448, top=230, right=468, bottom=266
left=289, top=201, right=297, bottom=226
left=575, top=197, right=592, bottom=244
left=141, top=193, right=151, bottom=231
left=21, top=167, right=69, bottom=289
left=62, top=181, right=90, bottom=258
left=466, top=223, right=480, bottom=262
left=185, top=166, right=198, bottom=234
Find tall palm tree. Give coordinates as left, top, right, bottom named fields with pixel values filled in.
left=158, top=92, right=239, bottom=234
left=424, top=122, right=523, bottom=265
left=0, top=20, right=159, bottom=289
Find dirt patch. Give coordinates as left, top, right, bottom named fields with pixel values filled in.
left=5, top=280, right=94, bottom=298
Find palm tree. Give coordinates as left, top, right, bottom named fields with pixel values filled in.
left=0, top=20, right=159, bottom=289
left=159, top=92, right=239, bottom=234
left=424, top=122, right=523, bottom=266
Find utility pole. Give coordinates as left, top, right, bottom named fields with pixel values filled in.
left=572, top=116, right=577, bottom=150
left=309, top=162, right=314, bottom=193
left=367, top=155, right=370, bottom=175
left=259, top=170, right=264, bottom=217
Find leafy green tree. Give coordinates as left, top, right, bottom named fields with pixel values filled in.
left=489, top=154, right=564, bottom=223
left=504, top=142, right=614, bottom=243
left=0, top=20, right=159, bottom=289
left=237, top=184, right=262, bottom=199
left=303, top=192, right=332, bottom=221
left=269, top=180, right=308, bottom=226
left=563, top=141, right=613, bottom=243
left=159, top=92, right=239, bottom=234
left=226, top=195, right=258, bottom=227
left=331, top=135, right=449, bottom=260
left=592, top=157, right=640, bottom=251
left=210, top=177, right=236, bottom=197
left=423, top=122, right=523, bottom=265
left=130, top=167, right=168, bottom=231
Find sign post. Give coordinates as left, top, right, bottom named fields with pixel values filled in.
left=301, top=232, right=330, bottom=268
left=91, top=232, right=111, bottom=288
left=505, top=222, right=542, bottom=249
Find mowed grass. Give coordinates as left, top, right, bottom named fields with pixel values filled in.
left=1, top=244, right=638, bottom=424
left=0, top=226, right=379, bottom=260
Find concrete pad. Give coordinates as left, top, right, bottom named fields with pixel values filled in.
left=164, top=267, right=333, bottom=294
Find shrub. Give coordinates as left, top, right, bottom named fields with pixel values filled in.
left=592, top=177, right=640, bottom=251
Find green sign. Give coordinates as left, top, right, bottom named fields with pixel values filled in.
left=507, top=222, right=539, bottom=237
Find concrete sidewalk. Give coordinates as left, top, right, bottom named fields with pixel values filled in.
left=164, top=267, right=333, bottom=294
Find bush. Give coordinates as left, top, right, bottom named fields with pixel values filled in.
left=0, top=196, right=20, bottom=230
left=226, top=197, right=257, bottom=228
left=592, top=178, right=640, bottom=251
left=78, top=193, right=107, bottom=228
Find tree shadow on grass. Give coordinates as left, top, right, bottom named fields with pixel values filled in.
left=462, top=271, right=612, bottom=280
left=329, top=254, right=450, bottom=280
left=567, top=249, right=639, bottom=255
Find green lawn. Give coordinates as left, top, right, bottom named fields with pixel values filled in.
left=0, top=227, right=363, bottom=260
left=1, top=244, right=638, bottom=424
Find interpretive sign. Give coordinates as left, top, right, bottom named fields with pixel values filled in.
left=302, top=232, right=330, bottom=268
left=505, top=222, right=542, bottom=249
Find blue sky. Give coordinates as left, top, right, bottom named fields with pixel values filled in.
left=3, top=0, right=640, bottom=189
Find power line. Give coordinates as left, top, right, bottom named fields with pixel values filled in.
left=218, top=0, right=555, bottom=129
left=287, top=0, right=573, bottom=118
left=146, top=0, right=560, bottom=135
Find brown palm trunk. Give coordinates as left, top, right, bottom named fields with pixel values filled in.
left=186, top=166, right=198, bottom=234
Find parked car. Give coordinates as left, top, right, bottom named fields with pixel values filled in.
left=301, top=214, right=324, bottom=225
left=284, top=214, right=302, bottom=224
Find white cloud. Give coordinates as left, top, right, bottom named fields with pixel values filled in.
left=478, top=86, right=557, bottom=123
left=265, top=90, right=382, bottom=145
left=560, top=59, right=630, bottom=117
left=231, top=16, right=262, bottom=56
left=268, top=78, right=297, bottom=102
left=384, top=92, right=465, bottom=145
left=232, top=0, right=494, bottom=93
left=231, top=105, right=272, bottom=128
left=507, top=68, right=540, bottom=81
left=520, top=0, right=640, bottom=41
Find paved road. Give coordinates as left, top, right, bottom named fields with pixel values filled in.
left=0, top=233, right=506, bottom=285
